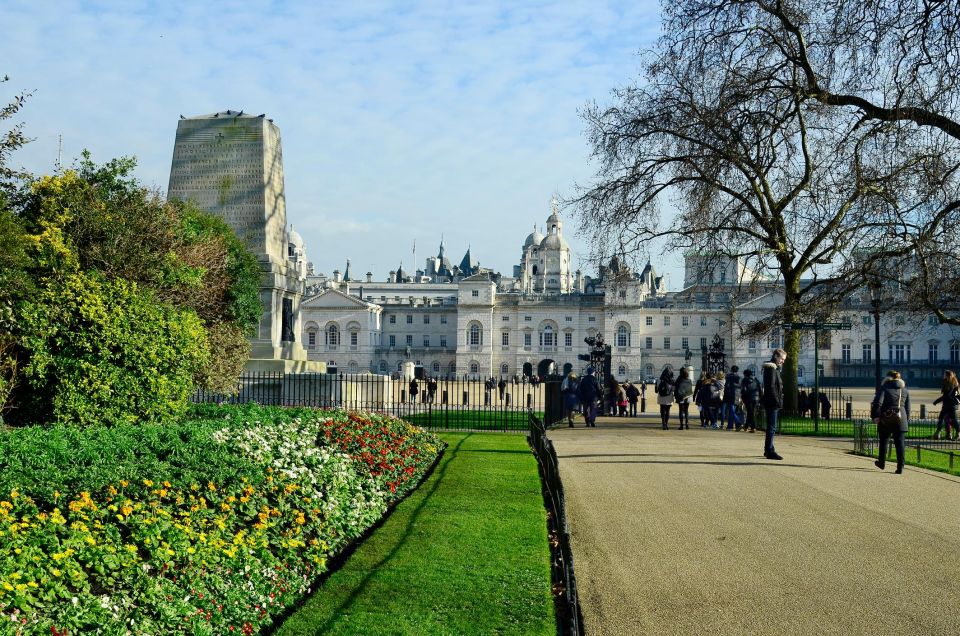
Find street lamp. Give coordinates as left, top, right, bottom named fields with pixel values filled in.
left=869, top=281, right=882, bottom=391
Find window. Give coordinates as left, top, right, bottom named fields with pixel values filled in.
left=379, top=360, right=387, bottom=372
left=326, top=325, right=340, bottom=347
left=682, top=316, right=689, bottom=327
left=308, top=331, right=316, bottom=347
left=406, top=335, right=413, bottom=346
left=424, top=315, right=430, bottom=324
left=701, top=337, right=708, bottom=349
left=440, top=336, right=447, bottom=348
left=929, top=343, right=939, bottom=363
left=470, top=362, right=479, bottom=374
left=565, top=316, right=572, bottom=322
left=541, top=325, right=555, bottom=348
left=524, top=333, right=532, bottom=347
left=619, top=290, right=626, bottom=299
left=565, top=333, right=573, bottom=347
left=524, top=316, right=532, bottom=322
left=468, top=324, right=482, bottom=346
left=432, top=362, right=441, bottom=373
left=471, top=290, right=479, bottom=297
left=664, top=337, right=671, bottom=349
left=389, top=335, right=396, bottom=347
left=618, top=365, right=627, bottom=376
left=664, top=316, right=671, bottom=327
left=700, top=316, right=707, bottom=327
left=350, top=331, right=358, bottom=348
left=929, top=315, right=939, bottom=326
left=502, top=332, right=510, bottom=346
left=894, top=314, right=905, bottom=326
left=889, top=344, right=910, bottom=364
left=501, top=363, right=509, bottom=375
left=645, top=337, right=653, bottom=349
left=645, top=316, right=653, bottom=326
left=449, top=361, right=457, bottom=374
left=503, top=316, right=510, bottom=321
left=841, top=344, right=851, bottom=363
left=588, top=316, right=596, bottom=322
left=406, top=315, right=413, bottom=324
left=862, top=315, right=872, bottom=325
left=953, top=343, right=960, bottom=365
left=748, top=338, right=757, bottom=353
left=616, top=325, right=630, bottom=348
left=440, top=315, right=447, bottom=324
left=389, top=315, right=396, bottom=324
left=682, top=337, right=689, bottom=351
left=768, top=329, right=781, bottom=350
left=423, top=336, right=430, bottom=347
left=863, top=344, right=873, bottom=363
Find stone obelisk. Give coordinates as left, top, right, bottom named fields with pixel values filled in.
left=167, top=111, right=320, bottom=372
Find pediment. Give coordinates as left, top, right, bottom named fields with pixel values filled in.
left=302, top=288, right=374, bottom=309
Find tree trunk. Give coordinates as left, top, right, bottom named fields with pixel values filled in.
left=781, top=275, right=802, bottom=414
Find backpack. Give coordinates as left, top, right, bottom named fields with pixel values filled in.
left=657, top=379, right=673, bottom=397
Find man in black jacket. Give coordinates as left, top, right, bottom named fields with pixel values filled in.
left=740, top=369, right=762, bottom=433
left=723, top=365, right=742, bottom=430
left=761, top=349, right=787, bottom=460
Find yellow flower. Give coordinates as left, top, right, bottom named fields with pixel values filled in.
left=124, top=545, right=137, bottom=554
left=142, top=479, right=154, bottom=488
left=163, top=481, right=171, bottom=488
left=51, top=568, right=62, bottom=577
left=186, top=547, right=196, bottom=555
left=1, top=582, right=13, bottom=591
left=207, top=481, right=216, bottom=492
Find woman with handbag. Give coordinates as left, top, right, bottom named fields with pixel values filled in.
left=870, top=370, right=911, bottom=474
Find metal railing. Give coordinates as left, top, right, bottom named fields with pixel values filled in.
left=528, top=412, right=583, bottom=636
left=191, top=372, right=544, bottom=432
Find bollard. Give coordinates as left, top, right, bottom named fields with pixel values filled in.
left=401, top=390, right=406, bottom=403
left=845, top=399, right=852, bottom=420
left=920, top=404, right=926, bottom=420
left=484, top=391, right=491, bottom=406
left=917, top=445, right=921, bottom=462
left=950, top=451, right=955, bottom=470
left=442, top=390, right=448, bottom=405
left=463, top=391, right=469, bottom=405
left=527, top=393, right=533, bottom=408
left=505, top=393, right=511, bottom=406
left=641, top=396, right=647, bottom=413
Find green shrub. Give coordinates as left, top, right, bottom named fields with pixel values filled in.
left=16, top=272, right=208, bottom=426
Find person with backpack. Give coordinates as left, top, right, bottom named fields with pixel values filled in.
left=673, top=367, right=694, bottom=430
left=708, top=372, right=724, bottom=428
left=723, top=365, right=743, bottom=430
left=656, top=367, right=675, bottom=430
left=740, top=369, right=762, bottom=433
left=577, top=367, right=602, bottom=428
left=625, top=382, right=640, bottom=417
left=694, top=372, right=709, bottom=427
left=561, top=371, right=580, bottom=427
left=871, top=370, right=911, bottom=474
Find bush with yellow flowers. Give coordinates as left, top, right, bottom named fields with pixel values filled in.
left=0, top=404, right=443, bottom=634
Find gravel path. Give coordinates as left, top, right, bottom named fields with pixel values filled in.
left=551, top=415, right=960, bottom=636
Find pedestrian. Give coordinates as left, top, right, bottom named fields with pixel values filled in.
left=561, top=372, right=580, bottom=427
left=708, top=372, right=724, bottom=428
left=761, top=348, right=787, bottom=460
left=605, top=375, right=619, bottom=416
left=427, top=377, right=438, bottom=403
left=409, top=377, right=419, bottom=403
left=576, top=366, right=602, bottom=427
left=694, top=372, right=709, bottom=427
left=723, top=365, right=743, bottom=430
left=617, top=382, right=628, bottom=416
left=818, top=392, right=831, bottom=420
left=498, top=377, right=506, bottom=401
left=933, top=370, right=960, bottom=440
left=674, top=367, right=694, bottom=430
left=656, top=367, right=675, bottom=430
left=625, top=381, right=640, bottom=417
left=640, top=379, right=648, bottom=398
left=740, top=369, right=761, bottom=433
left=798, top=390, right=809, bottom=417
left=871, top=370, right=910, bottom=474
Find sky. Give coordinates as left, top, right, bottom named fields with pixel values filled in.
left=2, top=0, right=684, bottom=286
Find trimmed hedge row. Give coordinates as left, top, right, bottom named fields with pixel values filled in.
left=0, top=405, right=443, bottom=635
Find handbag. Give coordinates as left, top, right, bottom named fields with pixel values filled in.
left=878, top=388, right=903, bottom=429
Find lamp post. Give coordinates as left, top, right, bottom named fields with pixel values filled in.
left=870, top=282, right=882, bottom=391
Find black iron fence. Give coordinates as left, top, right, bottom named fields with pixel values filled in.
left=191, top=372, right=544, bottom=432
left=528, top=412, right=582, bottom=636
left=854, top=420, right=960, bottom=473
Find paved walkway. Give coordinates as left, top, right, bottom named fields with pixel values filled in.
left=551, top=415, right=960, bottom=636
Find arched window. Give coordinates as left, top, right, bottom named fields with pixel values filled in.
left=616, top=324, right=630, bottom=348
left=469, top=361, right=480, bottom=374
left=500, top=363, right=509, bottom=375
left=379, top=360, right=387, bottom=372
left=347, top=361, right=359, bottom=373
left=468, top=323, right=482, bottom=346
left=618, top=365, right=627, bottom=377
left=449, top=361, right=457, bottom=374
left=645, top=364, right=654, bottom=378
left=540, top=324, right=555, bottom=348
left=326, top=324, right=340, bottom=348
left=397, top=361, right=403, bottom=371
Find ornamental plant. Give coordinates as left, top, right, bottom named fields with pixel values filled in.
left=0, top=405, right=443, bottom=634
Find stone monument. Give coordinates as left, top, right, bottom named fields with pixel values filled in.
left=167, top=111, right=323, bottom=373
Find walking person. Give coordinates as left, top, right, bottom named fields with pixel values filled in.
left=561, top=372, right=580, bottom=427
left=871, top=370, right=910, bottom=474
left=740, top=368, right=761, bottom=433
left=409, top=377, right=419, bottom=403
left=694, top=372, right=709, bottom=427
left=674, top=367, right=694, bottom=430
left=497, top=377, right=507, bottom=402
left=933, top=370, right=960, bottom=440
left=656, top=367, right=675, bottom=430
left=761, top=348, right=787, bottom=460
left=626, top=381, right=640, bottom=417
left=708, top=372, right=724, bottom=428
left=723, top=365, right=743, bottom=430
left=576, top=367, right=602, bottom=428
left=427, top=377, right=438, bottom=404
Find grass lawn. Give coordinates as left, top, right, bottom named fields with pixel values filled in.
left=402, top=409, right=540, bottom=431
left=857, top=447, right=960, bottom=477
left=275, top=432, right=555, bottom=636
left=775, top=417, right=940, bottom=439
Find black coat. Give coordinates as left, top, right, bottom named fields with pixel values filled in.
left=723, top=372, right=742, bottom=404
left=741, top=375, right=762, bottom=404
left=871, top=378, right=910, bottom=432
left=761, top=362, right=783, bottom=409
left=577, top=374, right=601, bottom=402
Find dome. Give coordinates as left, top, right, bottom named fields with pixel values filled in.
left=540, top=233, right=569, bottom=250
left=288, top=226, right=305, bottom=251
left=524, top=227, right=544, bottom=248
left=547, top=210, right=561, bottom=226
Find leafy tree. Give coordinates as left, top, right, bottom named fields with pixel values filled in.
left=574, top=0, right=960, bottom=408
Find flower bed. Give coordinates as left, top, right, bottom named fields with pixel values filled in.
left=0, top=405, right=443, bottom=635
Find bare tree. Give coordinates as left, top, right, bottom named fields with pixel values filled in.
left=573, top=0, right=960, bottom=408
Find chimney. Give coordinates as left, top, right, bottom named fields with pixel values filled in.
left=389, top=271, right=397, bottom=283
left=366, top=272, right=373, bottom=283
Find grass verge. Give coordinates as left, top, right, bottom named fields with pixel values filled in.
left=402, top=409, right=541, bottom=431
left=856, top=447, right=960, bottom=477
left=275, top=432, right=555, bottom=636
